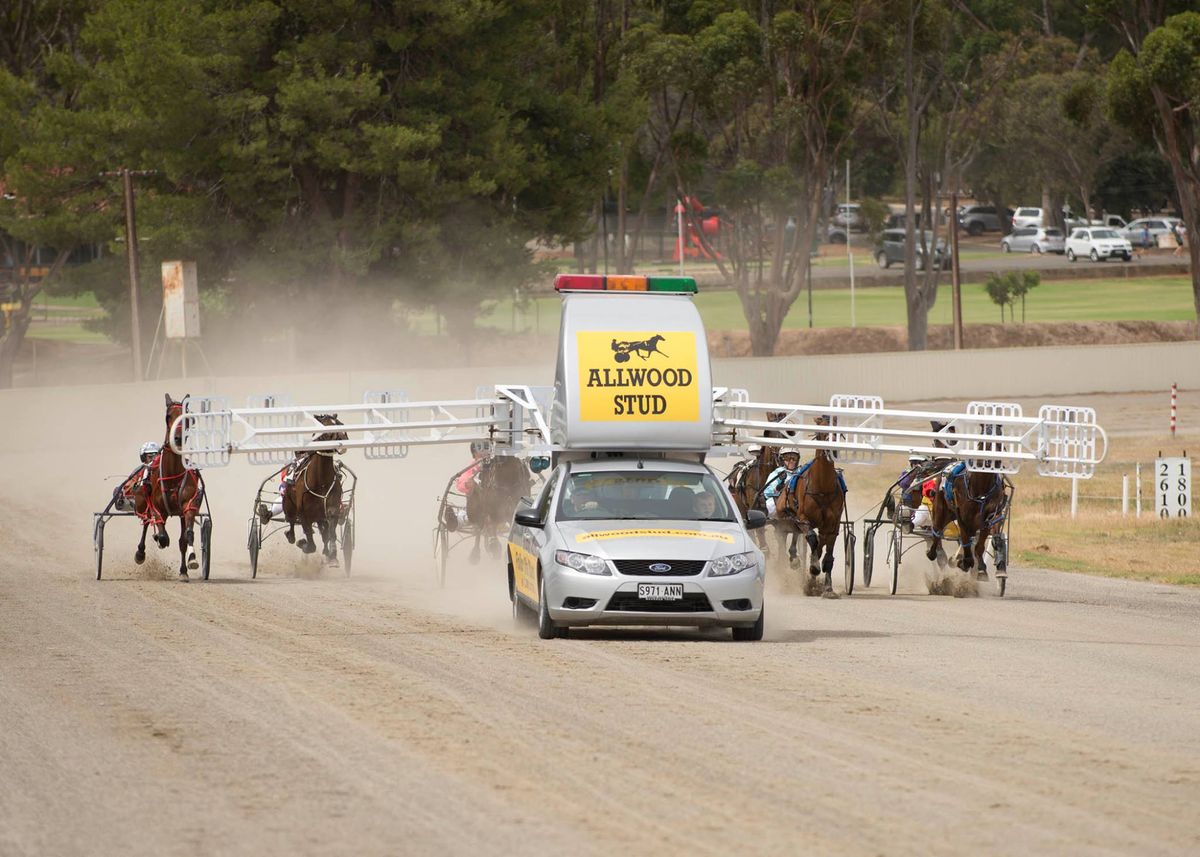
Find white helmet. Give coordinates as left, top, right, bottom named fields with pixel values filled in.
left=780, top=447, right=801, bottom=459
left=140, top=441, right=160, bottom=458
left=908, top=454, right=927, bottom=464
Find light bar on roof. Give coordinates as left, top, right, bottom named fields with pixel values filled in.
left=553, top=274, right=698, bottom=294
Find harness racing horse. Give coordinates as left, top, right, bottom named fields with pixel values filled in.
left=775, top=416, right=846, bottom=598
left=283, top=415, right=349, bottom=566
left=725, top=411, right=788, bottom=550
left=464, top=453, right=530, bottom=562
left=926, top=422, right=1009, bottom=580
left=133, top=394, right=205, bottom=579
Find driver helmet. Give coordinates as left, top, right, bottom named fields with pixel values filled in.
left=780, top=447, right=801, bottom=462
left=469, top=440, right=489, bottom=458
left=908, top=454, right=927, bottom=465
left=139, top=441, right=160, bottom=462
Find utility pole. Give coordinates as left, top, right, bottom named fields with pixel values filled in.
left=950, top=188, right=964, bottom=350
left=102, top=168, right=157, bottom=381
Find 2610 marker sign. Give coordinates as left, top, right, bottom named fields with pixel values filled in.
left=1155, top=457, right=1191, bottom=518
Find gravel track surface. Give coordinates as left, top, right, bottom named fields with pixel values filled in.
left=2, top=385, right=1197, bottom=856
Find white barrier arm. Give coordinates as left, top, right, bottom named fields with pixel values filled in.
left=712, top=391, right=1107, bottom=478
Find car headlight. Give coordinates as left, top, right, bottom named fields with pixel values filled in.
left=554, top=550, right=610, bottom=576
left=709, top=551, right=757, bottom=577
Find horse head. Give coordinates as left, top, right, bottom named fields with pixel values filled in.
left=164, top=393, right=188, bottom=451
left=313, top=413, right=349, bottom=454
left=931, top=420, right=958, bottom=449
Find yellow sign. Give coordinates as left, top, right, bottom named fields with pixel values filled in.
left=577, top=331, right=699, bottom=422
left=508, top=541, right=539, bottom=601
left=575, top=528, right=735, bottom=544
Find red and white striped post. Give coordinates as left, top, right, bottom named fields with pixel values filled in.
left=1170, top=383, right=1177, bottom=437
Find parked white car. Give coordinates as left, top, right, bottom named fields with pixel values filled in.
left=1065, top=228, right=1132, bottom=262
left=1002, top=226, right=1065, bottom=254
left=1011, top=207, right=1045, bottom=229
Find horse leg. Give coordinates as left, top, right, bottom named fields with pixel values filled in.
left=320, top=520, right=339, bottom=567
left=154, top=521, right=170, bottom=549
left=299, top=520, right=317, bottom=554
left=469, top=532, right=481, bottom=565
left=183, top=509, right=198, bottom=571
left=177, top=518, right=191, bottom=579
left=135, top=522, right=149, bottom=564
left=820, top=526, right=839, bottom=598
left=974, top=531, right=989, bottom=580
left=806, top=530, right=820, bottom=577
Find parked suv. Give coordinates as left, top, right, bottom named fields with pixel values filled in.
left=958, top=205, right=1011, bottom=235
left=832, top=203, right=865, bottom=232
left=1065, top=228, right=1132, bottom=262
left=875, top=229, right=950, bottom=270
left=1011, top=207, right=1045, bottom=229
left=1001, top=227, right=1065, bottom=254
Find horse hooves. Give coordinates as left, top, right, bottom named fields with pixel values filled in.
left=187, top=554, right=199, bottom=570
left=178, top=571, right=189, bottom=582
left=284, top=531, right=296, bottom=544
left=134, top=551, right=146, bottom=565
left=822, top=589, right=841, bottom=599
left=326, top=558, right=340, bottom=568
left=975, top=570, right=989, bottom=581
left=302, top=541, right=316, bottom=555
left=155, top=535, right=170, bottom=549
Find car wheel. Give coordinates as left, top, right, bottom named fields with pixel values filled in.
left=1001, top=242, right=1011, bottom=253
left=1066, top=249, right=1076, bottom=262
left=536, top=571, right=566, bottom=639
left=732, top=605, right=764, bottom=642
left=1031, top=243, right=1041, bottom=254
left=968, top=222, right=983, bottom=236
left=1123, top=252, right=1132, bottom=262
left=876, top=252, right=889, bottom=269
left=1090, top=249, right=1099, bottom=262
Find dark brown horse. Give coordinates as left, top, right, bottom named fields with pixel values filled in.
left=775, top=416, right=845, bottom=597
left=133, top=394, right=204, bottom=579
left=726, top=412, right=788, bottom=549
left=465, top=453, right=530, bottom=562
left=926, top=422, right=1009, bottom=579
left=283, top=414, right=349, bottom=565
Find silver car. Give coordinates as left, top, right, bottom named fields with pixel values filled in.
left=1001, top=226, right=1065, bottom=254
left=1121, top=217, right=1182, bottom=248
left=508, top=458, right=767, bottom=641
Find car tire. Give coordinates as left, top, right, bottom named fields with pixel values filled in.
left=876, top=252, right=889, bottom=270
left=968, top=222, right=983, bottom=236
left=1066, top=249, right=1076, bottom=262
left=536, top=572, right=567, bottom=639
left=1001, top=242, right=1011, bottom=253
left=1031, top=244, right=1041, bottom=254
left=732, top=605, right=764, bottom=642
left=1090, top=249, right=1099, bottom=262
left=1122, top=253, right=1132, bottom=262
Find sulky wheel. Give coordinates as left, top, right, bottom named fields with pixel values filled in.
left=843, top=526, right=856, bottom=596
left=248, top=518, right=261, bottom=579
left=890, top=526, right=902, bottom=596
left=201, top=517, right=213, bottom=581
left=341, top=518, right=354, bottom=577
left=94, top=517, right=106, bottom=581
left=437, top=526, right=449, bottom=588
left=862, top=530, right=874, bottom=588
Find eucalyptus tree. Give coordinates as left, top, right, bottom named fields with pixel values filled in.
left=1104, top=5, right=1200, bottom=330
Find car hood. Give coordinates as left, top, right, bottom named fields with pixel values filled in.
left=553, top=520, right=751, bottom=560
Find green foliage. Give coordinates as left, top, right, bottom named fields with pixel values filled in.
left=983, top=271, right=1040, bottom=323
left=858, top=198, right=891, bottom=241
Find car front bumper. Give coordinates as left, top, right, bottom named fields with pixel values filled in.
left=544, top=564, right=765, bottom=628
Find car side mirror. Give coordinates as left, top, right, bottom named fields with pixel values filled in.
left=745, top=509, right=768, bottom=530
left=514, top=507, right=544, bottom=529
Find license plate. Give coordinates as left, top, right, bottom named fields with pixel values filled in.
left=638, top=583, right=684, bottom=601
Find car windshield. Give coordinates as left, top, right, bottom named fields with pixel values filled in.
left=1044, top=229, right=1062, bottom=237
left=557, top=470, right=736, bottom=522
left=1093, top=229, right=1119, bottom=239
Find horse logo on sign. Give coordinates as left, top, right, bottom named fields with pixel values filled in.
left=611, top=334, right=669, bottom=363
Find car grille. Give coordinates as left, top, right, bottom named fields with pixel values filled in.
left=612, top=559, right=706, bottom=576
left=604, top=592, right=714, bottom=613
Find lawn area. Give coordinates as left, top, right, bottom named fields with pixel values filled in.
left=474, top=275, right=1196, bottom=334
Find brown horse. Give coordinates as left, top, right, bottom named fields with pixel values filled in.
left=465, top=453, right=530, bottom=562
left=133, top=394, right=204, bottom=579
left=726, top=412, right=789, bottom=549
left=926, top=423, right=1009, bottom=579
left=775, top=416, right=846, bottom=597
left=281, top=414, right=349, bottom=565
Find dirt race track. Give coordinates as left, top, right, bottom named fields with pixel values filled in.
left=2, top=381, right=1199, bottom=856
